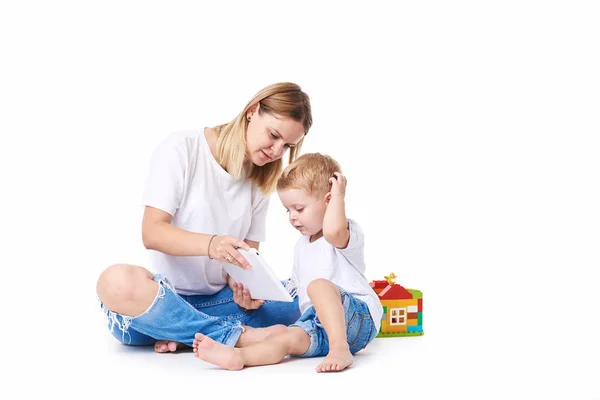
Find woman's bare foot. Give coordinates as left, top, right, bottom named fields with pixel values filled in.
left=236, top=324, right=288, bottom=347
left=154, top=324, right=286, bottom=353
left=192, top=333, right=244, bottom=370
left=315, top=345, right=354, bottom=373
left=154, top=340, right=189, bottom=353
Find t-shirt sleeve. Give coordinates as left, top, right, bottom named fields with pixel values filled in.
left=244, top=191, right=271, bottom=242
left=337, top=219, right=365, bottom=272
left=142, top=133, right=188, bottom=216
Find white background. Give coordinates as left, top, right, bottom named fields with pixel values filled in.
left=1, top=1, right=599, bottom=399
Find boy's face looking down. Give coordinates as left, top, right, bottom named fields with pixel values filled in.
left=278, top=188, right=328, bottom=238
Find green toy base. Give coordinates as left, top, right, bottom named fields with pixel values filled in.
left=376, top=331, right=424, bottom=338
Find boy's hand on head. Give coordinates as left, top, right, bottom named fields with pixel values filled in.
left=324, top=172, right=350, bottom=248
left=329, top=172, right=347, bottom=198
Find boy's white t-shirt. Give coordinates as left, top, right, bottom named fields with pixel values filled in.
left=291, top=219, right=382, bottom=332
left=142, top=130, right=270, bottom=296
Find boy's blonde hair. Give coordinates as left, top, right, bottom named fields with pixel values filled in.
left=214, top=82, right=312, bottom=194
left=277, top=153, right=341, bottom=197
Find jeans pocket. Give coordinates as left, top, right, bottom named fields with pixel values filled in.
left=347, top=311, right=367, bottom=349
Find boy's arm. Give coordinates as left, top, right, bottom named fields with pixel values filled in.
left=323, top=172, right=350, bottom=248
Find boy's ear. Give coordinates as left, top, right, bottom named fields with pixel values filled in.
left=324, top=191, right=332, bottom=205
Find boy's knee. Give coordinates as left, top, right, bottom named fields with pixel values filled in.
left=267, top=324, right=289, bottom=339
left=306, top=278, right=336, bottom=298
left=272, top=324, right=288, bottom=334
left=286, top=327, right=311, bottom=356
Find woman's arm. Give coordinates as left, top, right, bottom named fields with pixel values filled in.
left=142, top=206, right=214, bottom=256
left=142, top=206, right=250, bottom=268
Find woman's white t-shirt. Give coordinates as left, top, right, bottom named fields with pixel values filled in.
left=142, top=130, right=270, bottom=295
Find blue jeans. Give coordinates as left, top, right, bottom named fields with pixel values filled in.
left=100, top=274, right=300, bottom=347
left=290, top=287, right=378, bottom=357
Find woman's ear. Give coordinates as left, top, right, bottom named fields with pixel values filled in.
left=247, top=103, right=260, bottom=120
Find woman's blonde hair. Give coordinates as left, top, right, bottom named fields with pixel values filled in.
left=277, top=153, right=342, bottom=198
left=214, top=82, right=312, bottom=193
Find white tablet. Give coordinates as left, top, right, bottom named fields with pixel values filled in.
left=222, top=248, right=294, bottom=302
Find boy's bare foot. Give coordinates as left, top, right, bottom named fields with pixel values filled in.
left=154, top=340, right=189, bottom=353
left=192, top=333, right=244, bottom=370
left=236, top=324, right=287, bottom=347
left=315, top=345, right=354, bottom=373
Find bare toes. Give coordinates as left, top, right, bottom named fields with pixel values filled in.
left=155, top=342, right=168, bottom=353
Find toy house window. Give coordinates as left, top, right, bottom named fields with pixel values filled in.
left=390, top=308, right=406, bottom=326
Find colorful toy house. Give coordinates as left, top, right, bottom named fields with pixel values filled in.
left=370, top=273, right=423, bottom=337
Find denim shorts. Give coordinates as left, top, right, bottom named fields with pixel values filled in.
left=100, top=274, right=300, bottom=347
left=290, top=287, right=378, bottom=357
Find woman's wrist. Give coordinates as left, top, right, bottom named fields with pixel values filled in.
left=207, top=234, right=218, bottom=259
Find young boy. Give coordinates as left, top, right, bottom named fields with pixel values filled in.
left=192, top=153, right=383, bottom=372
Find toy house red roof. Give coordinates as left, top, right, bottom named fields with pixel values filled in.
left=371, top=280, right=390, bottom=290
left=378, top=284, right=413, bottom=300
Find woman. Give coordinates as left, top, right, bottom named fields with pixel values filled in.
left=96, top=82, right=312, bottom=352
